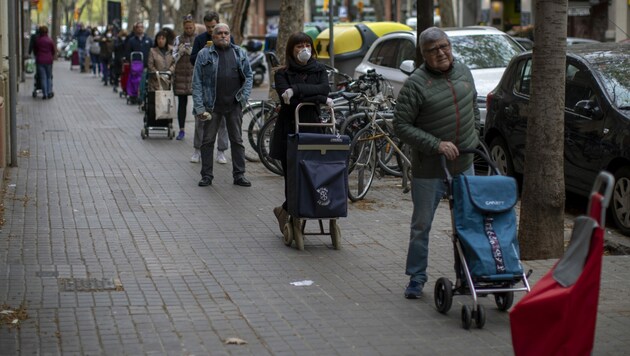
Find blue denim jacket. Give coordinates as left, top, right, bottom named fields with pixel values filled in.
left=191, top=43, right=253, bottom=115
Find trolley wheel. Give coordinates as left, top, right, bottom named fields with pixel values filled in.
left=282, top=222, right=293, bottom=246
left=141, top=128, right=147, bottom=139
left=434, top=277, right=453, bottom=314
left=292, top=217, right=304, bottom=251
left=32, top=91, right=37, bottom=98
left=329, top=220, right=341, bottom=250
left=461, top=305, right=473, bottom=330
left=168, top=129, right=174, bottom=140
left=494, top=291, right=514, bottom=311
left=474, top=305, right=486, bottom=329
left=119, top=91, right=123, bottom=98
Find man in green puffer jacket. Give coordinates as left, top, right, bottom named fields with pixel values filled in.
left=393, top=27, right=480, bottom=299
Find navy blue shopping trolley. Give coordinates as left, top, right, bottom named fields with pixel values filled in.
left=434, top=148, right=531, bottom=329
left=285, top=103, right=350, bottom=251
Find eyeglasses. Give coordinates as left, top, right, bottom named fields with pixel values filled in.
left=182, top=14, right=193, bottom=20
left=424, top=43, right=451, bottom=56
left=215, top=31, right=230, bottom=36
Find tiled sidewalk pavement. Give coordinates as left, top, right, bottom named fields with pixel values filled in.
left=0, top=63, right=629, bottom=355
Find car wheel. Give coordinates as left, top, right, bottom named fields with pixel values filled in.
left=611, top=166, right=630, bottom=235
left=489, top=137, right=515, bottom=177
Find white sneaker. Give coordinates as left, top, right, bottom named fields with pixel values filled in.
left=216, top=151, right=228, bottom=164
left=190, top=150, right=200, bottom=163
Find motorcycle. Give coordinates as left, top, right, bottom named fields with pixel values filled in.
left=244, top=40, right=265, bottom=87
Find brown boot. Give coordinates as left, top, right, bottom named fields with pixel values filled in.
left=273, top=206, right=287, bottom=234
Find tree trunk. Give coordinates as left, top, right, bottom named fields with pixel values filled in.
left=438, top=0, right=455, bottom=27
left=51, top=0, right=60, bottom=41
left=276, top=0, right=304, bottom=67
left=171, top=0, right=198, bottom=33
left=518, top=0, right=568, bottom=260
left=126, top=0, right=140, bottom=30
left=270, top=0, right=304, bottom=99
left=146, top=0, right=159, bottom=38
left=372, top=0, right=385, bottom=21
left=229, top=0, right=250, bottom=45
left=415, top=1, right=433, bottom=67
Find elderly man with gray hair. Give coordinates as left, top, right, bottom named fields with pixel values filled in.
left=191, top=23, right=254, bottom=187
left=393, top=26, right=481, bottom=299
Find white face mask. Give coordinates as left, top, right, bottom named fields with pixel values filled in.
left=297, top=48, right=311, bottom=63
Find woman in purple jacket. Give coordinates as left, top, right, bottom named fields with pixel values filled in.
left=34, top=25, right=56, bottom=99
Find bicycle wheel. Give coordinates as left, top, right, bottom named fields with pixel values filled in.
left=375, top=118, right=403, bottom=177
left=340, top=112, right=369, bottom=140
left=242, top=101, right=275, bottom=162
left=257, top=114, right=284, bottom=176
left=474, top=140, right=492, bottom=176
left=347, top=126, right=378, bottom=202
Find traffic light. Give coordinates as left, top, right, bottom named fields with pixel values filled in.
left=74, top=7, right=79, bottom=21
left=323, top=0, right=329, bottom=13
left=358, top=1, right=364, bottom=14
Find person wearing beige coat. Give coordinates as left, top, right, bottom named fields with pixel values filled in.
left=147, top=31, right=175, bottom=92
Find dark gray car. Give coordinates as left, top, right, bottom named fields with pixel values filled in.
left=483, top=42, right=630, bottom=234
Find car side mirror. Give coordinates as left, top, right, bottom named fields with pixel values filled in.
left=399, top=60, right=416, bottom=76
left=574, top=100, right=603, bottom=120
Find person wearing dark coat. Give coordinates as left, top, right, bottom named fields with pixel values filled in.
left=270, top=32, right=331, bottom=234
left=124, top=22, right=153, bottom=67
left=111, top=30, right=128, bottom=92
left=99, top=27, right=115, bottom=85
left=73, top=23, right=90, bottom=72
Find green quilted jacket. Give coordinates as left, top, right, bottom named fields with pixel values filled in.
left=393, top=61, right=480, bottom=179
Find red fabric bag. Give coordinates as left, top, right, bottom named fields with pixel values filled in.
left=510, top=173, right=612, bottom=356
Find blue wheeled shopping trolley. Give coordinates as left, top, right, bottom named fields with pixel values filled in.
left=285, top=103, right=350, bottom=250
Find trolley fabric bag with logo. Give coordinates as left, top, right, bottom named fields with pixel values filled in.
left=287, top=132, right=350, bottom=219
left=153, top=74, right=174, bottom=120
left=452, top=174, right=523, bottom=279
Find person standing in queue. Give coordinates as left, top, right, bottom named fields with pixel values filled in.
left=33, top=25, right=57, bottom=100
left=172, top=15, right=197, bottom=141
left=191, top=23, right=253, bottom=187
left=393, top=27, right=480, bottom=299
left=270, top=32, right=331, bottom=233
left=189, top=11, right=230, bottom=165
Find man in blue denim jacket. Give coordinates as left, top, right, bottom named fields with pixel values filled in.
left=192, top=23, right=253, bottom=187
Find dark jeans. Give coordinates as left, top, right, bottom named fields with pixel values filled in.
left=37, top=63, right=53, bottom=97
left=176, top=95, right=188, bottom=130
left=90, top=53, right=101, bottom=74
left=101, top=58, right=111, bottom=84
left=199, top=106, right=246, bottom=180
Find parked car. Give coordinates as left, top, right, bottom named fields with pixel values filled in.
left=513, top=36, right=534, bottom=50
left=483, top=42, right=630, bottom=234
left=354, top=26, right=525, bottom=126
left=314, top=21, right=412, bottom=77
left=566, top=37, right=600, bottom=46
left=514, top=37, right=599, bottom=50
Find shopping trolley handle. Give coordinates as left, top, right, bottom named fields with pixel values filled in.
left=440, top=147, right=501, bottom=182
left=588, top=171, right=614, bottom=224
left=294, top=103, right=336, bottom=133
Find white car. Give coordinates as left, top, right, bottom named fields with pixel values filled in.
left=354, top=26, right=525, bottom=126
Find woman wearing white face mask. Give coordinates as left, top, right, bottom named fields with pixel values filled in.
left=270, top=32, right=331, bottom=234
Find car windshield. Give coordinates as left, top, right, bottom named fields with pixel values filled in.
left=585, top=50, right=630, bottom=110
left=450, top=34, right=522, bottom=70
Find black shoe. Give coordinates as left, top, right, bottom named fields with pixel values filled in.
left=198, top=177, right=212, bottom=187
left=47, top=93, right=54, bottom=99
left=233, top=176, right=251, bottom=187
